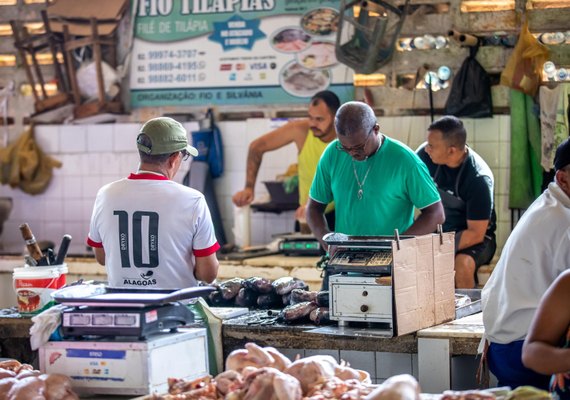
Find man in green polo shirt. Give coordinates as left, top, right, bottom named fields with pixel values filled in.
left=307, top=101, right=444, bottom=254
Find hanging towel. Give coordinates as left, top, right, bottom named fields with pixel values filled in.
left=0, top=126, right=62, bottom=195
left=509, top=90, right=542, bottom=209
left=540, top=83, right=570, bottom=170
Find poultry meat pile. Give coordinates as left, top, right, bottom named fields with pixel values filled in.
left=150, top=342, right=422, bottom=400
left=0, top=359, right=79, bottom=400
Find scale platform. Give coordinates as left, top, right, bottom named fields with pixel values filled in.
left=52, top=284, right=215, bottom=339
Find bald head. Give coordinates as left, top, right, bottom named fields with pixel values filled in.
left=335, top=101, right=377, bottom=137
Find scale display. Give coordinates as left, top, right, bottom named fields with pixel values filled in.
left=61, top=303, right=194, bottom=339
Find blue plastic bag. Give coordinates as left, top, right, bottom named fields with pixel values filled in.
left=191, top=109, right=224, bottom=179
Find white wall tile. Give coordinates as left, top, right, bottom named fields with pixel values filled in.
left=43, top=221, right=65, bottom=243
left=496, top=167, right=510, bottom=196
left=87, top=124, right=114, bottom=152
left=35, top=125, right=60, bottom=154
left=99, top=153, right=122, bottom=175
left=63, top=221, right=88, bottom=246
left=451, top=356, right=479, bottom=390
left=113, top=123, right=139, bottom=152
left=120, top=153, right=140, bottom=175
left=498, top=115, right=511, bottom=143
left=411, top=353, right=419, bottom=379
left=81, top=176, right=102, bottom=200
left=62, top=176, right=83, bottom=199
left=472, top=142, right=499, bottom=169
left=498, top=141, right=510, bottom=169
left=472, top=117, right=499, bottom=142
left=340, top=350, right=376, bottom=378
left=63, top=199, right=84, bottom=222
left=41, top=174, right=64, bottom=199
left=275, top=348, right=303, bottom=362
left=61, top=155, right=84, bottom=176
left=376, top=352, right=412, bottom=379
left=59, top=125, right=87, bottom=153
left=223, top=145, right=248, bottom=172
left=42, top=199, right=64, bottom=222
left=218, top=121, right=247, bottom=147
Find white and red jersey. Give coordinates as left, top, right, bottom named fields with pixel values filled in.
left=87, top=173, right=220, bottom=289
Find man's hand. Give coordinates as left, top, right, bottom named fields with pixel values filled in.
left=232, top=188, right=254, bottom=207
left=295, top=204, right=307, bottom=222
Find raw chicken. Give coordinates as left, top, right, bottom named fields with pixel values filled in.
left=226, top=342, right=292, bottom=372
left=285, top=355, right=337, bottom=394
left=214, top=370, right=243, bottom=396
left=240, top=367, right=302, bottom=400
left=0, top=360, right=79, bottom=400
left=364, top=374, right=421, bottom=400
left=286, top=355, right=371, bottom=395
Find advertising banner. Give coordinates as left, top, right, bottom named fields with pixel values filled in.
left=130, top=0, right=354, bottom=107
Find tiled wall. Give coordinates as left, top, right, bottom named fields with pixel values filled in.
left=0, top=116, right=511, bottom=256
left=0, top=122, right=197, bottom=249
left=276, top=347, right=482, bottom=389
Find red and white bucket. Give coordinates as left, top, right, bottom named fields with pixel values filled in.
left=13, top=264, right=67, bottom=315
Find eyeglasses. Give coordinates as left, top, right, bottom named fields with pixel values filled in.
left=336, top=125, right=376, bottom=154
left=180, top=150, right=191, bottom=161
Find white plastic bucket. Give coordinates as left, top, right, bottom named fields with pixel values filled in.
left=13, top=264, right=68, bottom=315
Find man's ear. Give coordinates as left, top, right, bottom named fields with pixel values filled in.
left=168, top=152, right=179, bottom=168
left=556, top=168, right=570, bottom=195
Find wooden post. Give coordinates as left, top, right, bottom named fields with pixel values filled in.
left=91, top=18, right=106, bottom=107
left=63, top=24, right=81, bottom=106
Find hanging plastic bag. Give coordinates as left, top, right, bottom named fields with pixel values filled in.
left=444, top=45, right=493, bottom=118
left=191, top=109, right=224, bottom=179
left=500, top=20, right=549, bottom=97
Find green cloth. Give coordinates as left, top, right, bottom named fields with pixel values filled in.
left=310, top=136, right=440, bottom=235
left=188, top=301, right=219, bottom=376
left=509, top=90, right=543, bottom=209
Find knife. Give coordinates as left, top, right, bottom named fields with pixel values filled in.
left=55, top=234, right=72, bottom=265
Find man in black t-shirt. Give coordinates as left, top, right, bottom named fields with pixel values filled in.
left=417, top=116, right=496, bottom=288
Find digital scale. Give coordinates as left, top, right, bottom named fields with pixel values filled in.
left=40, top=284, right=215, bottom=395
left=61, top=302, right=196, bottom=339
left=52, top=284, right=215, bottom=339
left=277, top=233, right=324, bottom=256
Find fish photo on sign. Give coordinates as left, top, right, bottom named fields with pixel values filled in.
left=296, top=40, right=338, bottom=70
left=301, top=7, right=339, bottom=36
left=279, top=61, right=330, bottom=97
left=270, top=27, right=312, bottom=53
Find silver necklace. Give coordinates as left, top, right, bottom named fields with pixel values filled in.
left=352, top=160, right=372, bottom=200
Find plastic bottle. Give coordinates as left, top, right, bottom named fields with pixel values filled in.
left=543, top=61, right=557, bottom=81
left=437, top=66, right=452, bottom=81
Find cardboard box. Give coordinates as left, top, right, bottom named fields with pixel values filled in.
left=328, top=232, right=455, bottom=336
left=39, top=328, right=208, bottom=396
left=391, top=232, right=455, bottom=336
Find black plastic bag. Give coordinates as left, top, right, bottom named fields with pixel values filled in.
left=445, top=46, right=493, bottom=118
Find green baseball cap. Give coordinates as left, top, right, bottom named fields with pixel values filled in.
left=136, top=117, right=198, bottom=157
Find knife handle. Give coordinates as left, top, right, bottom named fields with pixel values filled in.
left=19, top=223, right=44, bottom=264
left=55, top=234, right=72, bottom=265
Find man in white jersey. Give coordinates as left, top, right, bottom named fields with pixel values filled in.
left=481, top=137, right=570, bottom=389
left=87, top=117, right=220, bottom=289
